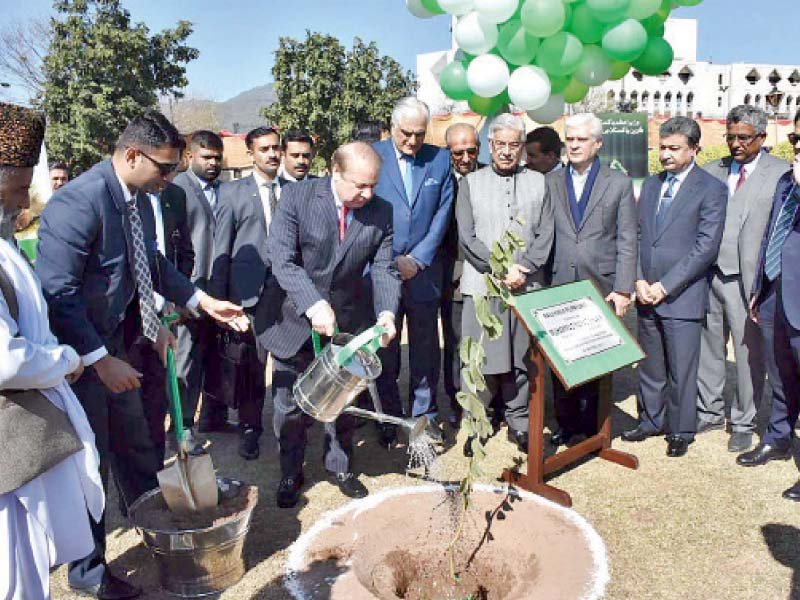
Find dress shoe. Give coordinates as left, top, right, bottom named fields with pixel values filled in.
left=276, top=474, right=304, bottom=508
left=736, top=443, right=792, bottom=467
left=377, top=423, right=397, bottom=447
left=782, top=480, right=800, bottom=501
left=72, top=570, right=141, bottom=600
left=622, top=425, right=660, bottom=442
left=331, top=472, right=369, bottom=499
left=238, top=428, right=260, bottom=460
left=549, top=428, right=576, bottom=447
left=696, top=419, right=725, bottom=434
left=727, top=432, right=753, bottom=453
left=425, top=417, right=444, bottom=444
left=666, top=435, right=692, bottom=457
left=463, top=435, right=489, bottom=458
left=507, top=428, right=529, bottom=453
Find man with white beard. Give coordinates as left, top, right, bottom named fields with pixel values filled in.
left=0, top=102, right=104, bottom=599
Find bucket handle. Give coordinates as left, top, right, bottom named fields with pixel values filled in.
left=310, top=324, right=386, bottom=367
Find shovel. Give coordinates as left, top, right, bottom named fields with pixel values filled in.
left=157, top=319, right=218, bottom=513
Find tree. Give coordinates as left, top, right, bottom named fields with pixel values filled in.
left=263, top=31, right=416, bottom=164
left=40, top=0, right=199, bottom=171
left=0, top=17, right=51, bottom=102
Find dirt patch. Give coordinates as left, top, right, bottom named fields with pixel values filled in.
left=287, top=486, right=603, bottom=600
left=131, top=484, right=258, bottom=531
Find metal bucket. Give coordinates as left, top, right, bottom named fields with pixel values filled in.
left=129, top=485, right=257, bottom=597
left=294, top=332, right=382, bottom=422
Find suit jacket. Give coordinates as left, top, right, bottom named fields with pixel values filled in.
left=255, top=177, right=401, bottom=360
left=140, top=182, right=194, bottom=278
left=705, top=152, right=788, bottom=293
left=637, top=165, right=727, bottom=320
left=209, top=174, right=273, bottom=309
left=373, top=140, right=454, bottom=302
left=172, top=170, right=217, bottom=291
left=547, top=163, right=638, bottom=296
left=752, top=172, right=800, bottom=330
left=36, top=160, right=196, bottom=356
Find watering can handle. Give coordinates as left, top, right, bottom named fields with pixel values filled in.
left=311, top=325, right=340, bottom=357
left=334, top=324, right=386, bottom=368
left=162, top=314, right=185, bottom=450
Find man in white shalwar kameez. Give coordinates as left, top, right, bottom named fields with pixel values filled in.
left=0, top=102, right=104, bottom=600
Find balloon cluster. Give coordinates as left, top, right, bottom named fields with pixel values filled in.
left=406, top=0, right=704, bottom=122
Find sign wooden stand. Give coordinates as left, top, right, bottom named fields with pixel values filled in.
left=502, top=284, right=641, bottom=508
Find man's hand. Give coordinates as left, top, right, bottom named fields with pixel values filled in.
left=65, top=362, right=84, bottom=385
left=311, top=301, right=337, bottom=337
left=376, top=313, right=397, bottom=347
left=606, top=291, right=633, bottom=317
left=635, top=280, right=653, bottom=304
left=749, top=296, right=759, bottom=324
left=504, top=264, right=530, bottom=290
left=649, top=281, right=667, bottom=305
left=153, top=324, right=178, bottom=366
left=397, top=255, right=420, bottom=281
left=198, top=294, right=247, bottom=332
left=93, top=355, right=142, bottom=394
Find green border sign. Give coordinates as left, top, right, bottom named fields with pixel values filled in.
left=512, top=280, right=644, bottom=390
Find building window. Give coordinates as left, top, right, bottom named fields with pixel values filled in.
left=769, top=69, right=782, bottom=86
left=632, top=70, right=644, bottom=81
left=790, top=70, right=800, bottom=85
left=678, top=66, right=694, bottom=85
left=746, top=68, right=761, bottom=85
left=665, top=91, right=673, bottom=116
left=718, top=96, right=723, bottom=108
left=744, top=93, right=751, bottom=105
left=755, top=94, right=762, bottom=108
left=687, top=92, right=694, bottom=115
left=718, top=73, right=723, bottom=86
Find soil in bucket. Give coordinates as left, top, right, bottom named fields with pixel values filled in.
left=289, top=486, right=603, bottom=600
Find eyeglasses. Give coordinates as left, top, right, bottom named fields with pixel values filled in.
left=136, top=148, right=179, bottom=176
left=491, top=140, right=523, bottom=151
left=788, top=133, right=800, bottom=145
left=451, top=147, right=478, bottom=158
left=724, top=133, right=762, bottom=145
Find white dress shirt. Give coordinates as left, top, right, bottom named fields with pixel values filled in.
left=253, top=170, right=280, bottom=231
left=568, top=163, right=591, bottom=200
left=147, top=193, right=167, bottom=312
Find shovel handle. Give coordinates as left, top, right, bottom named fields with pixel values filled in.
left=162, top=314, right=185, bottom=448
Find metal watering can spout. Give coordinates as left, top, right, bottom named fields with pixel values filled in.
left=293, top=325, right=428, bottom=443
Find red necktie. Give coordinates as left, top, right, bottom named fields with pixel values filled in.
left=735, top=166, right=747, bottom=192
left=339, top=205, right=350, bottom=242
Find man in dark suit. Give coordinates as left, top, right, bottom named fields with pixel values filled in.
left=128, top=178, right=195, bottom=466
left=697, top=105, right=788, bottom=453
left=547, top=113, right=637, bottom=446
left=623, top=116, right=727, bottom=458
left=209, top=127, right=283, bottom=460
left=373, top=97, right=454, bottom=444
left=278, top=128, right=316, bottom=185
left=36, top=111, right=245, bottom=598
left=256, top=141, right=400, bottom=508
left=526, top=126, right=564, bottom=175
left=172, top=131, right=226, bottom=438
left=442, top=122, right=480, bottom=424
left=738, top=113, right=800, bottom=497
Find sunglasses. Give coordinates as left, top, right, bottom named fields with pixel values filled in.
left=451, top=147, right=478, bottom=158
left=136, top=148, right=179, bottom=176
left=788, top=133, right=800, bottom=146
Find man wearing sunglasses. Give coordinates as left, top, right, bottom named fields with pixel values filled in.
left=698, top=105, right=788, bottom=454
left=36, top=111, right=246, bottom=599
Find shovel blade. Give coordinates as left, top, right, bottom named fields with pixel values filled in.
left=157, top=453, right=218, bottom=514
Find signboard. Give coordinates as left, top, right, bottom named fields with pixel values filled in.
left=513, top=280, right=644, bottom=389
left=598, top=112, right=649, bottom=181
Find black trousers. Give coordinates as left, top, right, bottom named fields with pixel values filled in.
left=553, top=376, right=600, bottom=436
left=127, top=338, right=168, bottom=468
left=218, top=330, right=267, bottom=433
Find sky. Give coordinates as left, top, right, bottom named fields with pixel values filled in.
left=2, top=0, right=797, bottom=103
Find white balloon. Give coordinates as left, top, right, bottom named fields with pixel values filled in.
left=467, top=54, right=510, bottom=98
left=474, top=0, right=518, bottom=23
left=507, top=65, right=551, bottom=111
left=405, top=0, right=436, bottom=19
left=439, top=0, right=475, bottom=16
left=454, top=12, right=499, bottom=56
left=527, top=93, right=565, bottom=124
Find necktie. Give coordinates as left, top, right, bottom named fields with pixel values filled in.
left=764, top=185, right=799, bottom=281
left=125, top=197, right=160, bottom=342
left=205, top=182, right=217, bottom=210
left=655, top=174, right=678, bottom=231
left=735, top=165, right=747, bottom=193
left=268, top=182, right=278, bottom=221
left=339, top=205, right=350, bottom=242
left=401, top=154, right=414, bottom=204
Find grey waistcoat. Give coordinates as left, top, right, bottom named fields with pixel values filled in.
left=717, top=178, right=745, bottom=275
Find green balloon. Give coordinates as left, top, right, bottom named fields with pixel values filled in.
left=420, top=0, right=445, bottom=14
left=468, top=92, right=508, bottom=116
left=562, top=77, right=589, bottom=103
left=587, top=0, right=631, bottom=23
left=602, top=18, right=648, bottom=62
left=537, top=32, right=584, bottom=77
left=563, top=2, right=574, bottom=31
left=497, top=19, right=540, bottom=66
left=574, top=45, right=612, bottom=86
left=632, top=35, right=674, bottom=75
left=608, top=60, right=630, bottom=80
left=626, top=0, right=661, bottom=19
left=548, top=74, right=572, bottom=93
left=674, top=0, right=702, bottom=4
left=520, top=0, right=566, bottom=38
left=439, top=61, right=472, bottom=100
left=569, top=2, right=605, bottom=44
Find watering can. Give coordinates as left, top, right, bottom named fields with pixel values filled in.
left=293, top=324, right=429, bottom=443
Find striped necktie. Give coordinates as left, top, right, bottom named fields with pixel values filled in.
left=125, top=196, right=160, bottom=342
left=655, top=174, right=678, bottom=231
left=764, top=185, right=799, bottom=281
